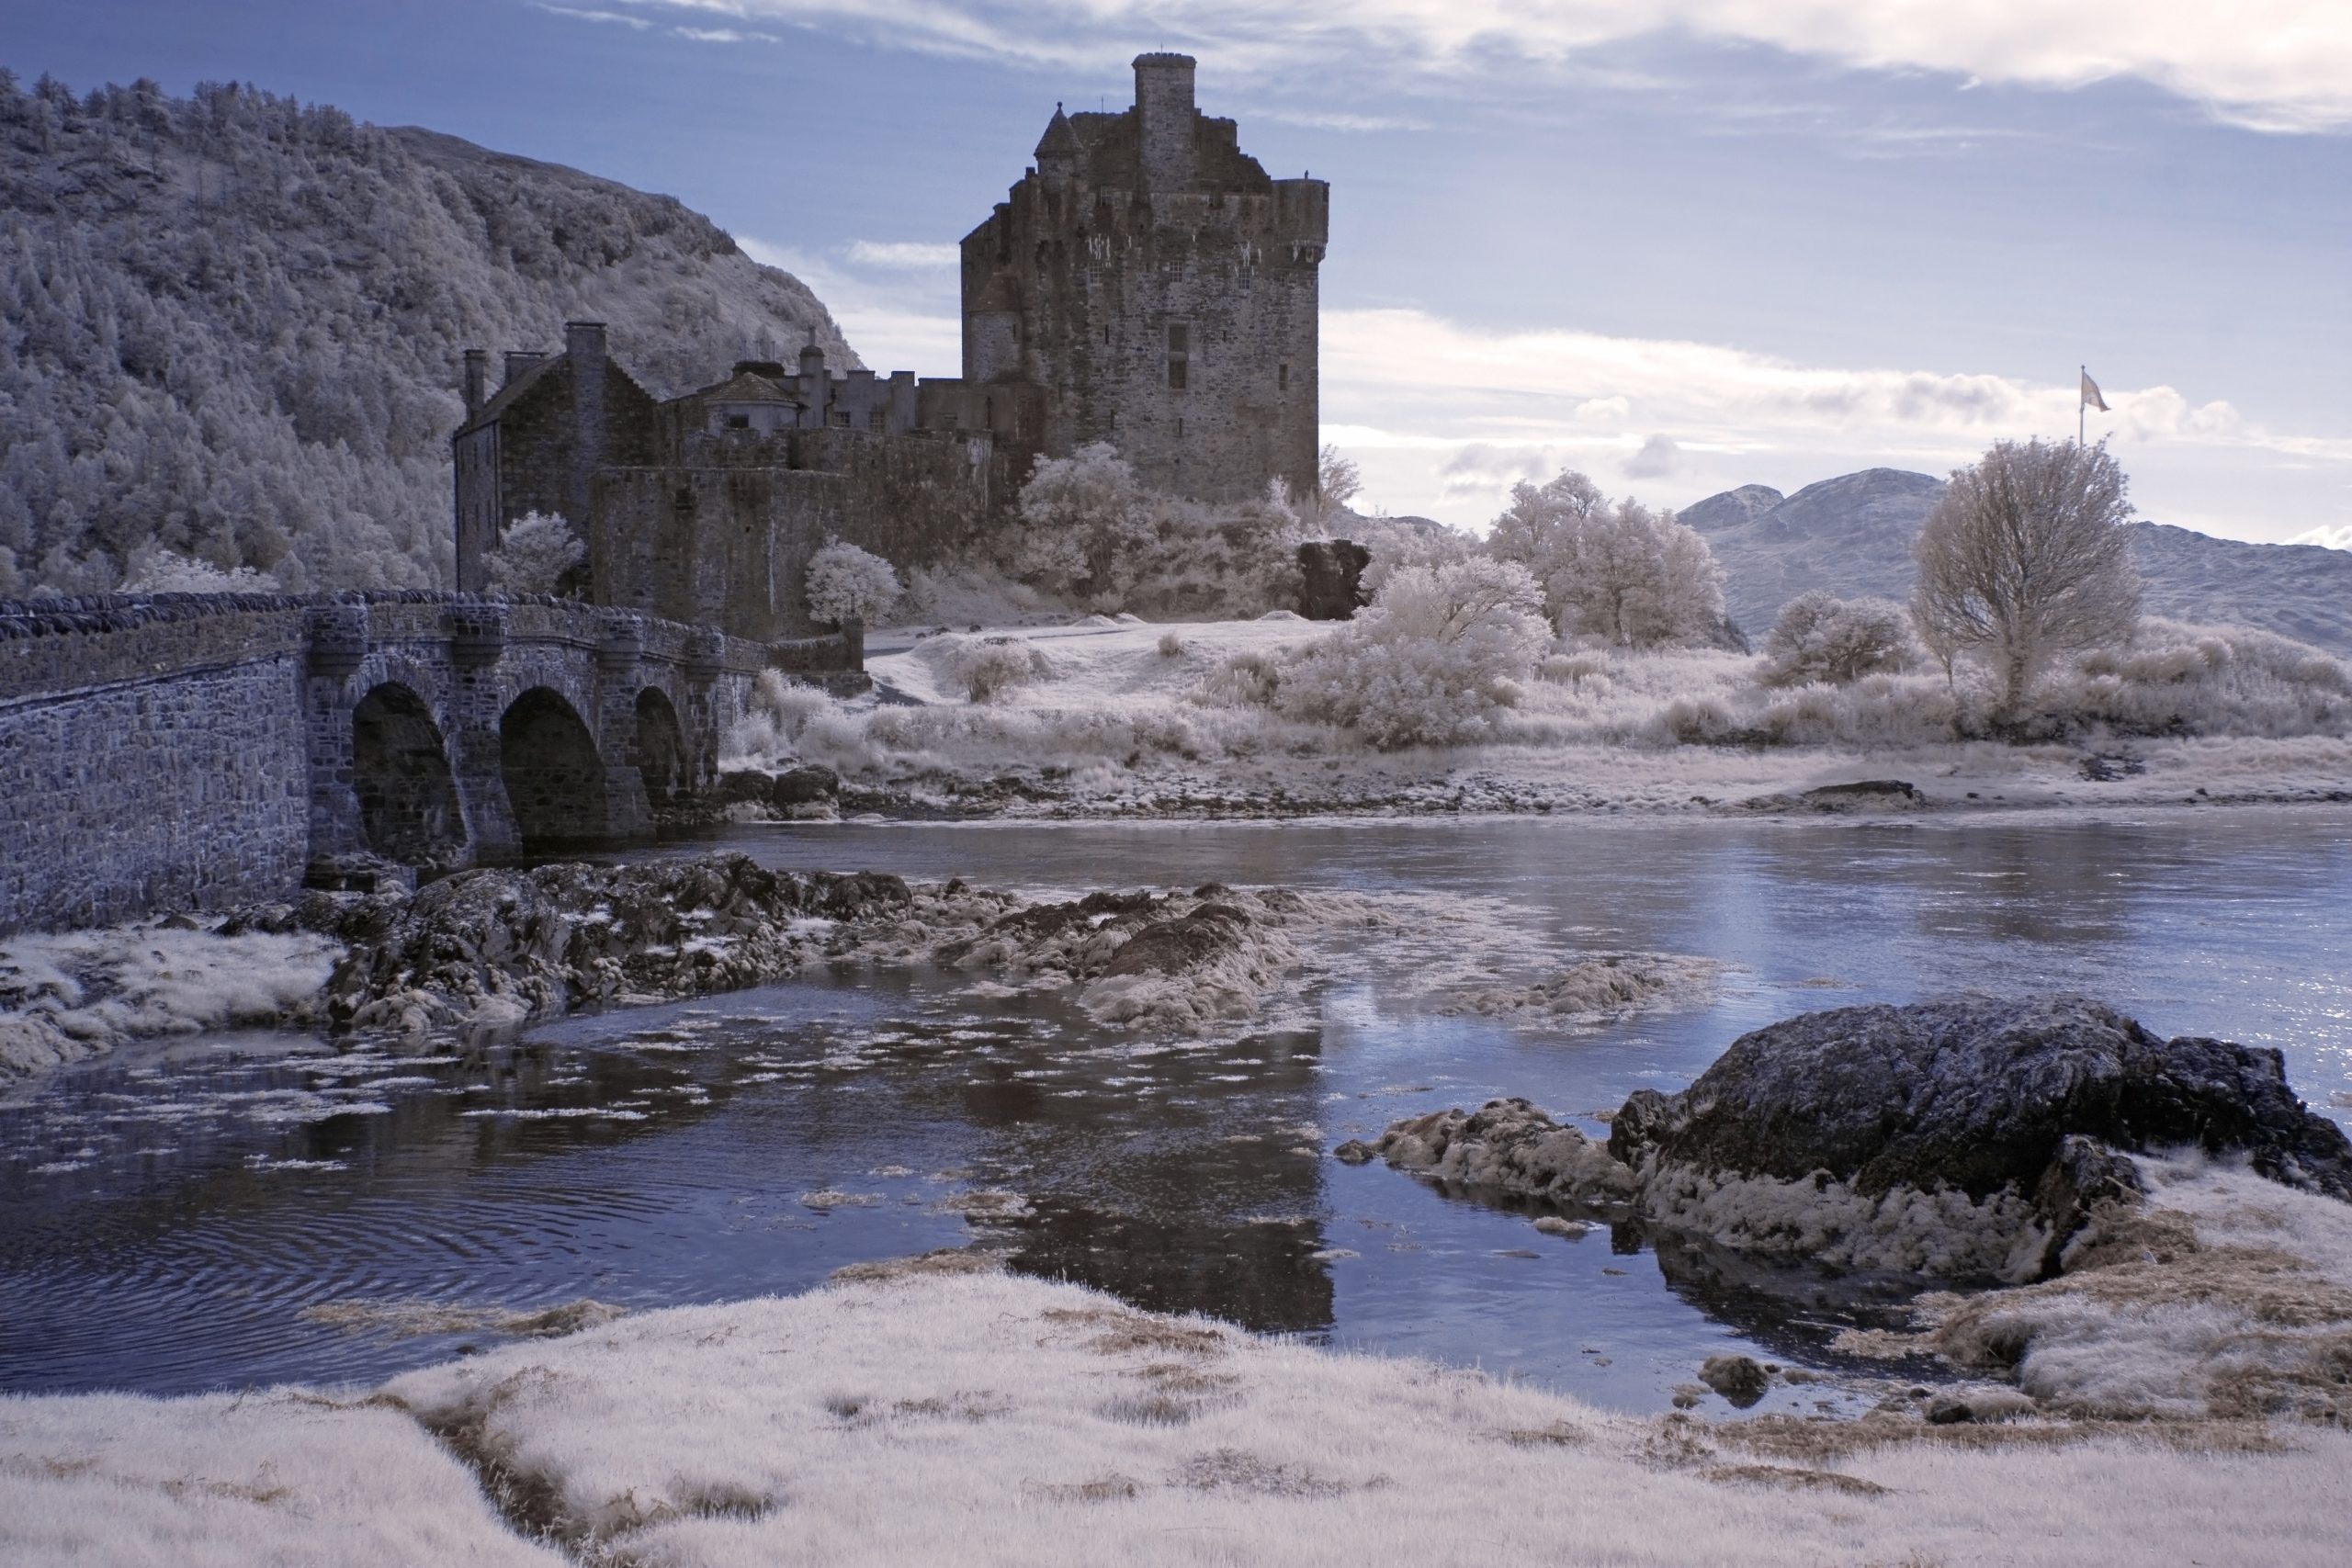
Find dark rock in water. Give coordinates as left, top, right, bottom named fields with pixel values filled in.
left=1296, top=539, right=1372, bottom=621
left=1357, top=995, right=2350, bottom=1283
left=1611, top=996, right=2352, bottom=1278
left=1331, top=1140, right=1377, bottom=1165
left=1736, top=780, right=1927, bottom=814
left=1100, top=904, right=1250, bottom=977
left=773, top=764, right=841, bottom=806
left=716, top=769, right=778, bottom=805
left=1698, top=1353, right=1770, bottom=1407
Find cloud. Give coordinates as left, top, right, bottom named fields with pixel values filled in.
left=673, top=26, right=779, bottom=42
left=530, top=3, right=654, bottom=28
left=845, top=240, right=963, bottom=269
left=1623, top=434, right=1683, bottom=479
left=1254, top=108, right=1435, bottom=133
left=739, top=237, right=961, bottom=374
left=576, top=1, right=2352, bottom=131
left=1317, top=307, right=2352, bottom=536
left=2286, top=524, right=2352, bottom=551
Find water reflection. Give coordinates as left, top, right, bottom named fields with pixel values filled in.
left=4, top=807, right=2347, bottom=1410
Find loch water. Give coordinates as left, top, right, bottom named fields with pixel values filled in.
left=6, top=807, right=2349, bottom=1414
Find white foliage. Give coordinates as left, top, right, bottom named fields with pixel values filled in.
left=1003, top=443, right=1302, bottom=617
left=481, top=511, right=584, bottom=595
left=804, top=540, right=901, bottom=627
left=1487, top=468, right=1727, bottom=647
left=924, top=634, right=1055, bottom=702
left=1275, top=558, right=1551, bottom=747
left=1759, top=591, right=1921, bottom=686
left=119, top=546, right=278, bottom=594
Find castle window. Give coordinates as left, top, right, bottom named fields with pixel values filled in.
left=867, top=409, right=886, bottom=431
left=1278, top=362, right=1290, bottom=390
left=727, top=413, right=750, bottom=430
left=831, top=411, right=851, bottom=427
left=1102, top=325, right=1110, bottom=344
left=1166, top=322, right=1189, bottom=391
left=1176, top=417, right=1185, bottom=440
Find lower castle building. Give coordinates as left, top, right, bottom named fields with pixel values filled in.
left=452, top=54, right=1325, bottom=641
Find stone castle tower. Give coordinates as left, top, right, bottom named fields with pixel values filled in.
left=960, top=53, right=1329, bottom=506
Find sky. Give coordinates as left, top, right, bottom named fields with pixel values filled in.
left=10, top=1, right=2351, bottom=544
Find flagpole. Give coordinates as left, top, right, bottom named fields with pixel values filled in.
left=2079, top=365, right=2086, bottom=446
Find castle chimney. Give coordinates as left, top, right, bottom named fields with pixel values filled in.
left=461, top=349, right=487, bottom=417
left=503, top=351, right=547, bottom=386
left=798, top=341, right=830, bottom=426
left=1133, top=52, right=1198, bottom=192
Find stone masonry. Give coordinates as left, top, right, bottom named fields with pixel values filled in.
left=0, top=592, right=840, bottom=935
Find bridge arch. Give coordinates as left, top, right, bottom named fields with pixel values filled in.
left=499, top=686, right=610, bottom=852
left=351, top=682, right=467, bottom=870
left=633, top=686, right=690, bottom=807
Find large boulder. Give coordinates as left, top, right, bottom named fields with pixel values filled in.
left=1611, top=996, right=2352, bottom=1280
left=1350, top=996, right=2351, bottom=1283
left=1295, top=539, right=1372, bottom=621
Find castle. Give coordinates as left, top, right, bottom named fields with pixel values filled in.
left=453, top=54, right=1328, bottom=639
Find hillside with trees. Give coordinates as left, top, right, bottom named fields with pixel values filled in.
left=0, top=70, right=855, bottom=594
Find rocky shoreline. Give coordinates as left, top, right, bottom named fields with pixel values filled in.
left=1342, top=996, right=2352, bottom=1425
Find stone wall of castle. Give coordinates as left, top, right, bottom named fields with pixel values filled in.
left=593, top=431, right=996, bottom=638
left=0, top=596, right=313, bottom=931
left=961, top=55, right=1328, bottom=506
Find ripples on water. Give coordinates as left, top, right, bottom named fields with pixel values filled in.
left=5, top=808, right=2348, bottom=1413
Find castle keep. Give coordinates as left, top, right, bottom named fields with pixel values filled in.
left=961, top=52, right=1328, bottom=505
left=453, top=55, right=1325, bottom=638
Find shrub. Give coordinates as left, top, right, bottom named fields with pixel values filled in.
left=1157, top=631, right=1187, bottom=659
left=933, top=635, right=1053, bottom=702
left=1760, top=592, right=1920, bottom=687
left=1274, top=558, right=1550, bottom=747
left=483, top=511, right=584, bottom=596
left=805, top=540, right=901, bottom=627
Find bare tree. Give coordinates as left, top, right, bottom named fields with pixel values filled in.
left=1316, top=444, right=1363, bottom=525
left=1912, top=437, right=2140, bottom=716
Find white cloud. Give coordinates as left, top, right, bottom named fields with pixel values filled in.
left=1317, top=307, right=2352, bottom=536
left=582, top=1, right=2352, bottom=130
left=531, top=3, right=654, bottom=28
left=845, top=240, right=963, bottom=269
left=739, top=237, right=961, bottom=374
left=1254, top=108, right=1435, bottom=133
left=2288, top=524, right=2352, bottom=551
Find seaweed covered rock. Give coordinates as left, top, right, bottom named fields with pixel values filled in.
left=314, top=853, right=920, bottom=1033
left=1338, top=1098, right=1636, bottom=1209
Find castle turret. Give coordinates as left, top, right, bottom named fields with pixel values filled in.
left=1035, top=102, right=1078, bottom=183
left=1133, top=52, right=1197, bottom=191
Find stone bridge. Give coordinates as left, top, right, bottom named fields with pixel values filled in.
left=0, top=592, right=859, bottom=934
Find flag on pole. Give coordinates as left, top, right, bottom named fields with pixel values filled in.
left=2080, top=367, right=2109, bottom=412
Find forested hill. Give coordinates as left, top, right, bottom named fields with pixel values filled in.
left=0, top=71, right=857, bottom=593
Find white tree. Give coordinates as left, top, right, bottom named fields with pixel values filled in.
left=482, top=511, right=585, bottom=596
left=805, top=539, right=900, bottom=627
left=1006, top=442, right=1147, bottom=597
left=1759, top=592, right=1920, bottom=687
left=120, top=546, right=276, bottom=593
left=1487, top=469, right=1725, bottom=648
left=1315, top=444, right=1362, bottom=526
left=1275, top=558, right=1551, bottom=747
left=1912, top=437, right=2140, bottom=715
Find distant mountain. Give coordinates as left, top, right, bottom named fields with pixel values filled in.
left=0, top=72, right=855, bottom=593
left=1684, top=468, right=2352, bottom=658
